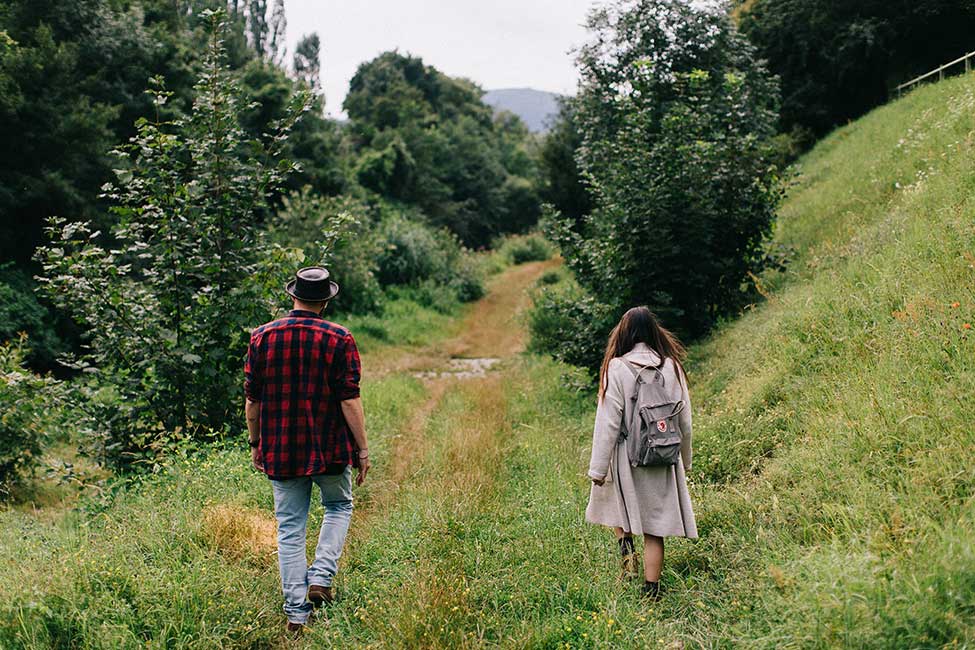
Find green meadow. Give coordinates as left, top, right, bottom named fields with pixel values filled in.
left=2, top=72, right=974, bottom=649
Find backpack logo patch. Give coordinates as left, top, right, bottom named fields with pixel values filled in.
left=656, top=420, right=668, bottom=433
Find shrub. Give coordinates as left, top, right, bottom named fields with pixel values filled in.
left=448, top=253, right=486, bottom=303
left=0, top=335, right=63, bottom=497
left=498, top=234, right=554, bottom=265
left=375, top=216, right=451, bottom=286
left=537, top=269, right=562, bottom=286
left=36, top=12, right=309, bottom=469
left=0, top=265, right=66, bottom=369
left=375, top=214, right=484, bottom=302
left=272, top=188, right=384, bottom=314
left=527, top=282, right=617, bottom=377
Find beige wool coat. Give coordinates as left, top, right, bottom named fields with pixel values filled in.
left=585, top=342, right=698, bottom=538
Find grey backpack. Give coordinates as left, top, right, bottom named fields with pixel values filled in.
left=619, top=359, right=685, bottom=467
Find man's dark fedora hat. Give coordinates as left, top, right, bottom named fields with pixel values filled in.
left=285, top=266, right=340, bottom=302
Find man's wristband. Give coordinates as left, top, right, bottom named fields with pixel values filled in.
left=248, top=438, right=260, bottom=448
left=358, top=448, right=369, bottom=458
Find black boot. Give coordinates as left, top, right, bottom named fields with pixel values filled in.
left=642, top=580, right=660, bottom=601
left=618, top=537, right=638, bottom=580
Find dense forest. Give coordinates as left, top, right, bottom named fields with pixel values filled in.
left=2, top=0, right=973, bottom=495
left=0, top=0, right=542, bottom=373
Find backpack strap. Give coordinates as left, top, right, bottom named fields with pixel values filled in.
left=621, top=359, right=665, bottom=388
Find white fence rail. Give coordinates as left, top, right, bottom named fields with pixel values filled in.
left=896, top=50, right=975, bottom=97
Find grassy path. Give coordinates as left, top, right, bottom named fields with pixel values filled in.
left=6, top=76, right=975, bottom=650
left=302, top=258, right=571, bottom=648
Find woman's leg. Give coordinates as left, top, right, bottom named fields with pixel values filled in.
left=643, top=534, right=664, bottom=582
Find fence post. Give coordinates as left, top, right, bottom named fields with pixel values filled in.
left=967, top=53, right=971, bottom=74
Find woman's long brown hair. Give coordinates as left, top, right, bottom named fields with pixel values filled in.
left=598, top=306, right=686, bottom=400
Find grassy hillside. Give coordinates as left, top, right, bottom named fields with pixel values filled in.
left=681, top=72, right=975, bottom=645
left=1, top=75, right=973, bottom=648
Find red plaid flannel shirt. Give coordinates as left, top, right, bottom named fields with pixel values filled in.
left=244, top=310, right=361, bottom=479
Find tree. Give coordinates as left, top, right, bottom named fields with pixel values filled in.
left=238, top=58, right=346, bottom=197
left=344, top=51, right=541, bottom=247
left=543, top=0, right=781, bottom=347
left=245, top=0, right=286, bottom=64
left=736, top=0, right=975, bottom=136
left=0, top=0, right=149, bottom=266
left=538, top=97, right=594, bottom=226
left=37, top=10, right=310, bottom=467
left=293, top=32, right=322, bottom=93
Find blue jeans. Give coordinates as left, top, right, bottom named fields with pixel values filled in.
left=270, top=467, right=354, bottom=623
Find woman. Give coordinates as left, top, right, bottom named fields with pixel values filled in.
left=586, top=306, right=697, bottom=600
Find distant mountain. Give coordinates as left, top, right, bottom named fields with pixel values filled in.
left=482, top=88, right=562, bottom=133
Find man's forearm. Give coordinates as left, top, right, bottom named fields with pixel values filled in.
left=245, top=399, right=260, bottom=442
left=340, top=397, right=368, bottom=452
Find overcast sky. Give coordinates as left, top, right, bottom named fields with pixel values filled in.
left=282, top=0, right=598, bottom=118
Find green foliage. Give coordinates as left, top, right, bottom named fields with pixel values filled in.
left=536, top=269, right=562, bottom=286
left=538, top=98, right=594, bottom=224
left=447, top=253, right=486, bottom=303
left=344, top=51, right=541, bottom=246
left=354, top=134, right=415, bottom=198
left=737, top=0, right=975, bottom=136
left=375, top=215, right=452, bottom=286
left=496, top=233, right=554, bottom=265
left=271, top=188, right=384, bottom=314
left=4, top=75, right=975, bottom=648
left=238, top=59, right=347, bottom=197
left=0, top=0, right=124, bottom=266
left=36, top=11, right=308, bottom=468
left=546, top=0, right=781, bottom=348
left=527, top=282, right=616, bottom=377
left=0, top=335, right=63, bottom=497
left=0, top=265, right=66, bottom=369
left=373, top=214, right=483, bottom=302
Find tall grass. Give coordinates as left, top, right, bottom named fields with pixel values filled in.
left=1, top=73, right=973, bottom=649
left=0, top=374, right=425, bottom=649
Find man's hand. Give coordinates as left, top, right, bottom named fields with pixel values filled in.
left=356, top=453, right=370, bottom=486
left=251, top=446, right=263, bottom=472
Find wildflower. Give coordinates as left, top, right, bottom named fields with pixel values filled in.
left=951, top=302, right=961, bottom=308
left=607, top=619, right=615, bottom=626
left=964, top=323, right=972, bottom=330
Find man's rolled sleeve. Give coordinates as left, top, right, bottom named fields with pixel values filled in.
left=331, top=333, right=361, bottom=401
left=244, top=336, right=263, bottom=402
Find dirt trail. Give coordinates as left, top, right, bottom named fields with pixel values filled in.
left=446, top=258, right=560, bottom=359
left=349, top=259, right=558, bottom=529
left=365, top=258, right=559, bottom=378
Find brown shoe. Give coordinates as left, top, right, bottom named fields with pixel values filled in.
left=307, top=584, right=334, bottom=608
left=285, top=621, right=304, bottom=636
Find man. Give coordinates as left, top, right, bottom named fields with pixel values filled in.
left=244, top=266, right=371, bottom=634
